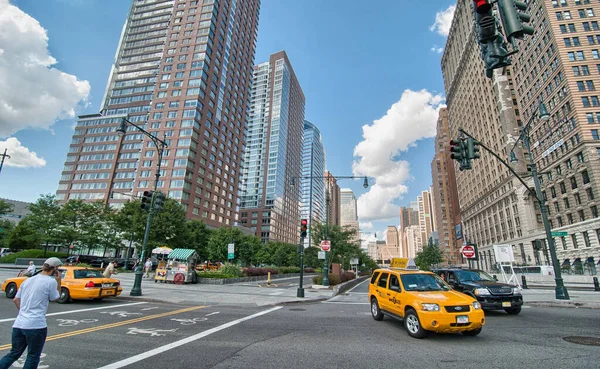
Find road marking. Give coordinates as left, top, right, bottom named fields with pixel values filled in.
left=0, top=305, right=206, bottom=351
left=205, top=312, right=219, bottom=317
left=97, top=306, right=282, bottom=369
left=345, top=279, right=369, bottom=293
left=0, top=302, right=147, bottom=323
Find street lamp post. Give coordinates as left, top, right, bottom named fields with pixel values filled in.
left=459, top=102, right=569, bottom=300
left=116, top=117, right=168, bottom=296
left=0, top=148, right=10, bottom=176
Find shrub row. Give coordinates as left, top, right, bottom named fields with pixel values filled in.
left=0, top=250, right=68, bottom=263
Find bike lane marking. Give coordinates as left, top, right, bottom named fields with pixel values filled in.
left=0, top=305, right=206, bottom=351
left=0, top=302, right=148, bottom=323
left=97, top=306, right=282, bottom=369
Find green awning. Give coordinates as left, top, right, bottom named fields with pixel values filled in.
left=167, top=248, right=198, bottom=260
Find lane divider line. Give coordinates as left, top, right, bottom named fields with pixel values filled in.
left=0, top=302, right=148, bottom=323
left=0, top=305, right=206, bottom=351
left=97, top=306, right=283, bottom=369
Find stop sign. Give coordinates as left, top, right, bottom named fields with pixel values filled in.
left=462, top=245, right=476, bottom=259
left=320, top=240, right=331, bottom=251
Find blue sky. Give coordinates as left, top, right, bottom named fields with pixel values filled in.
left=0, top=0, right=456, bottom=239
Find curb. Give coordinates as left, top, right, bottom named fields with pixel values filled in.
left=332, top=276, right=369, bottom=297
left=525, top=301, right=600, bottom=309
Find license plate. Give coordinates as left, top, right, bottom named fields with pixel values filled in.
left=103, top=289, right=115, bottom=296
left=102, top=283, right=112, bottom=288
left=456, top=315, right=469, bottom=324
left=502, top=301, right=511, bottom=307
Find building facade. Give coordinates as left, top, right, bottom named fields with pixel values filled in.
left=0, top=198, right=31, bottom=225
left=399, top=206, right=419, bottom=257
left=417, top=190, right=436, bottom=247
left=431, top=108, right=462, bottom=265
left=325, top=172, right=341, bottom=227
left=239, top=51, right=306, bottom=244
left=384, top=225, right=401, bottom=259
left=300, top=120, right=326, bottom=248
left=57, top=0, right=261, bottom=230
left=340, top=188, right=359, bottom=241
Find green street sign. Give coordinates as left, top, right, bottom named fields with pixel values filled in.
left=227, top=253, right=234, bottom=260
left=0, top=228, right=3, bottom=233
left=551, top=231, right=568, bottom=237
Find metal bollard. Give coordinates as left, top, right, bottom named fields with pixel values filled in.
left=521, top=275, right=528, bottom=289
left=594, top=277, right=600, bottom=292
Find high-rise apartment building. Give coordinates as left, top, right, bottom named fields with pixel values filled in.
left=405, top=225, right=421, bottom=258
left=239, top=51, right=306, bottom=244
left=325, top=172, right=341, bottom=227
left=340, top=188, right=359, bottom=240
left=417, top=190, right=435, bottom=247
left=511, top=0, right=600, bottom=268
left=431, top=108, right=462, bottom=265
left=300, top=120, right=326, bottom=248
left=384, top=225, right=400, bottom=259
left=57, top=0, right=261, bottom=230
left=399, top=206, right=419, bottom=257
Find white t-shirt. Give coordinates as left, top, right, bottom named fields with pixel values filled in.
left=13, top=274, right=60, bottom=329
left=144, top=261, right=152, bottom=269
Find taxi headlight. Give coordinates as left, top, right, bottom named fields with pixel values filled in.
left=421, top=303, right=440, bottom=311
left=472, top=301, right=482, bottom=310
left=512, top=288, right=522, bottom=295
left=473, top=288, right=490, bottom=296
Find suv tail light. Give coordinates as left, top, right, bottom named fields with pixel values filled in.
left=84, top=281, right=95, bottom=288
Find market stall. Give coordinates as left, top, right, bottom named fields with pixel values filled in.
left=154, top=248, right=198, bottom=284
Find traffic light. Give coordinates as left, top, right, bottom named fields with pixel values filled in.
left=473, top=0, right=511, bottom=78
left=450, top=138, right=471, bottom=171
left=153, top=191, right=166, bottom=211
left=300, top=219, right=308, bottom=238
left=141, top=190, right=154, bottom=211
left=497, top=0, right=534, bottom=43
left=467, top=137, right=481, bottom=160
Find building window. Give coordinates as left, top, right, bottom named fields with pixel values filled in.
left=565, top=197, right=571, bottom=209
left=587, top=187, right=595, bottom=200
left=560, top=182, right=567, bottom=194
left=592, top=129, right=600, bottom=140
left=577, top=152, right=585, bottom=162
left=575, top=193, right=582, bottom=205
left=571, top=176, right=578, bottom=189
left=557, top=216, right=564, bottom=227
left=582, top=169, right=590, bottom=184
left=583, top=231, right=591, bottom=247
left=591, top=205, right=598, bottom=218
left=561, top=236, right=568, bottom=250
left=579, top=209, right=585, bottom=221
left=571, top=234, right=579, bottom=249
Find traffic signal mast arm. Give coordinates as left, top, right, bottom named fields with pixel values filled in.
left=458, top=128, right=540, bottom=202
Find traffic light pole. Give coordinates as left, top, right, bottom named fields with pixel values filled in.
left=297, top=236, right=305, bottom=298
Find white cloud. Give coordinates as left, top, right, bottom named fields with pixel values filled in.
left=359, top=222, right=374, bottom=229
left=430, top=5, right=456, bottom=37
left=0, top=137, right=46, bottom=168
left=430, top=46, right=444, bottom=54
left=0, top=0, right=90, bottom=138
left=352, top=89, right=445, bottom=222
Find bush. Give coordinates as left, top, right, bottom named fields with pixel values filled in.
left=311, top=273, right=341, bottom=286
left=0, top=250, right=68, bottom=264
left=220, top=263, right=243, bottom=277
left=243, top=267, right=278, bottom=277
left=278, top=266, right=300, bottom=274
left=340, top=271, right=356, bottom=283
left=196, top=271, right=237, bottom=279
left=303, top=267, right=315, bottom=273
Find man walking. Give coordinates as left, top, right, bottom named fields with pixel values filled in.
left=103, top=260, right=119, bottom=278
left=143, top=258, right=153, bottom=278
left=0, top=257, right=62, bottom=369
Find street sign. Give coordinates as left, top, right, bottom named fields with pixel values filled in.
left=318, top=251, right=326, bottom=260
left=320, top=240, right=331, bottom=251
left=350, top=258, right=359, bottom=265
left=227, top=243, right=234, bottom=260
left=551, top=231, right=568, bottom=237
left=461, top=245, right=476, bottom=259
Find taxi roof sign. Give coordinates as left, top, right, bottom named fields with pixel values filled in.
left=390, top=258, right=419, bottom=270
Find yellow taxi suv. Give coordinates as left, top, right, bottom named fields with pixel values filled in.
left=1, top=266, right=122, bottom=303
left=368, top=267, right=485, bottom=339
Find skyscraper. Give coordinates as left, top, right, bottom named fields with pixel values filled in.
left=340, top=188, right=359, bottom=241
left=384, top=225, right=400, bottom=260
left=325, top=171, right=341, bottom=227
left=399, top=206, right=419, bottom=257
left=417, top=190, right=435, bottom=247
left=57, top=0, right=261, bottom=230
left=431, top=108, right=462, bottom=265
left=239, top=51, right=306, bottom=244
left=300, top=120, right=325, bottom=248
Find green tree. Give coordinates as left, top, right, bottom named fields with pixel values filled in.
left=27, top=194, right=61, bottom=252
left=415, top=239, right=443, bottom=271
left=0, top=219, right=15, bottom=249
left=0, top=199, right=13, bottom=216
left=54, top=200, right=103, bottom=253
left=236, top=234, right=261, bottom=266
left=207, top=227, right=245, bottom=262
left=310, top=222, right=362, bottom=270
left=8, top=218, right=42, bottom=250
left=181, top=220, right=211, bottom=261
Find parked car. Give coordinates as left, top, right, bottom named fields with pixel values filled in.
left=1, top=266, right=122, bottom=303
left=368, top=268, right=485, bottom=338
left=432, top=268, right=523, bottom=315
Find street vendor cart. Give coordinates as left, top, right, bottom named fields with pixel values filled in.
left=154, top=248, right=198, bottom=284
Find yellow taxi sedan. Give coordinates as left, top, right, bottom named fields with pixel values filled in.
left=368, top=268, right=485, bottom=338
left=1, top=266, right=122, bottom=303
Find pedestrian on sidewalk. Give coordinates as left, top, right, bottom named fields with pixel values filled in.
left=0, top=257, right=62, bottom=369
left=24, top=261, right=36, bottom=277
left=143, top=258, right=153, bottom=278
left=103, top=261, right=119, bottom=278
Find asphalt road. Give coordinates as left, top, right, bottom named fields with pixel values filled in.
left=0, top=278, right=599, bottom=368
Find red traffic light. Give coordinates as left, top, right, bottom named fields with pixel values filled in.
left=301, top=219, right=308, bottom=226
left=143, top=190, right=152, bottom=198
left=473, top=0, right=491, bottom=14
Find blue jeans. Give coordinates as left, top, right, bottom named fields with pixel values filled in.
left=0, top=327, right=47, bottom=369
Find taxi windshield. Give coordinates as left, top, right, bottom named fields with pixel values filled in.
left=400, top=274, right=451, bottom=292
left=455, top=269, right=495, bottom=282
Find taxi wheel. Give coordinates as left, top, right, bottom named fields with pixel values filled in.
left=58, top=288, right=71, bottom=304
left=5, top=283, right=17, bottom=298
left=504, top=307, right=521, bottom=315
left=462, top=328, right=482, bottom=336
left=404, top=309, right=427, bottom=339
left=370, top=298, right=384, bottom=321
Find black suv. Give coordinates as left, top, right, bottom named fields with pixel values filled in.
left=432, top=268, right=523, bottom=315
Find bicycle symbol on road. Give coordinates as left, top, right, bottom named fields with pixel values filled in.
left=170, top=317, right=207, bottom=325
left=12, top=353, right=49, bottom=368
left=56, top=318, right=98, bottom=327
left=126, top=328, right=178, bottom=337
left=101, top=311, right=142, bottom=318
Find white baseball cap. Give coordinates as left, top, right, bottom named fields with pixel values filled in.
left=44, top=257, right=63, bottom=267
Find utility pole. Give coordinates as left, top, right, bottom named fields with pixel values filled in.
left=0, top=149, right=10, bottom=175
